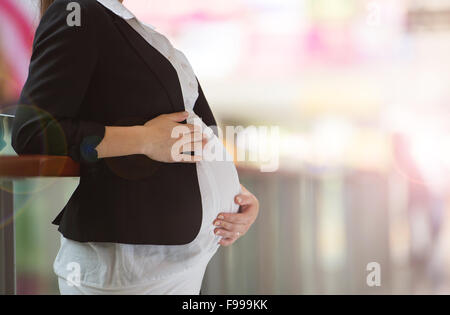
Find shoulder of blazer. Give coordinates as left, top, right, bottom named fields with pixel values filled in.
left=35, top=0, right=112, bottom=47
left=41, top=0, right=110, bottom=22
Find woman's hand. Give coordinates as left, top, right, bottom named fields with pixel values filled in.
left=141, top=111, right=205, bottom=163
left=97, top=111, right=206, bottom=162
left=213, top=185, right=259, bottom=246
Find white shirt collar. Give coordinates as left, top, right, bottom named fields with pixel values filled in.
left=96, top=0, right=156, bottom=29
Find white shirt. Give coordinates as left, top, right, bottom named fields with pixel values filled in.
left=53, top=0, right=241, bottom=292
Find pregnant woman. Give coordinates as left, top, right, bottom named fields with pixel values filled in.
left=12, top=0, right=259, bottom=294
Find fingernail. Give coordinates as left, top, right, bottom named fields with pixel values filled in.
left=218, top=215, right=224, bottom=220
left=214, top=221, right=220, bottom=226
left=236, top=197, right=242, bottom=203
left=215, top=230, right=221, bottom=235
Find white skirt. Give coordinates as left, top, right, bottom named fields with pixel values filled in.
left=57, top=256, right=209, bottom=295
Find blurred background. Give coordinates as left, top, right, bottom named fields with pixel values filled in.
left=1, top=0, right=450, bottom=294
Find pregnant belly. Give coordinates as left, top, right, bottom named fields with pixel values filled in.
left=195, top=135, right=241, bottom=242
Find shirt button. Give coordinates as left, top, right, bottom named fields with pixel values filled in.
left=189, top=82, right=196, bottom=88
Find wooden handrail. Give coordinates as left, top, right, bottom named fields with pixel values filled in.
left=0, top=155, right=80, bottom=177
left=0, top=155, right=279, bottom=178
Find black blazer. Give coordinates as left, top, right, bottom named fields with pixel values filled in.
left=12, top=0, right=218, bottom=245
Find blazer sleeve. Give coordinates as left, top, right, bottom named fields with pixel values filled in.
left=12, top=0, right=105, bottom=164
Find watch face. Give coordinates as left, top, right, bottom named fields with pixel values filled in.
left=81, top=135, right=103, bottom=163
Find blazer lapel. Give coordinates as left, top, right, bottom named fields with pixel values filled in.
left=112, top=16, right=185, bottom=113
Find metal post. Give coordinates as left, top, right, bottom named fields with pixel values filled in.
left=0, top=179, right=15, bottom=295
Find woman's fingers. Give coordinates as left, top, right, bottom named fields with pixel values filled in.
left=213, top=185, right=259, bottom=246
left=213, top=217, right=247, bottom=246
left=213, top=218, right=245, bottom=232
left=214, top=227, right=242, bottom=239
left=173, top=124, right=202, bottom=137
left=234, top=193, right=254, bottom=207
left=170, top=128, right=209, bottom=162
left=175, top=134, right=208, bottom=163
left=170, top=123, right=200, bottom=138
left=178, top=133, right=207, bottom=152
left=216, top=212, right=250, bottom=225
left=143, top=112, right=210, bottom=163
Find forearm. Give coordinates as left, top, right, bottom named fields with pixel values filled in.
left=96, top=125, right=145, bottom=159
